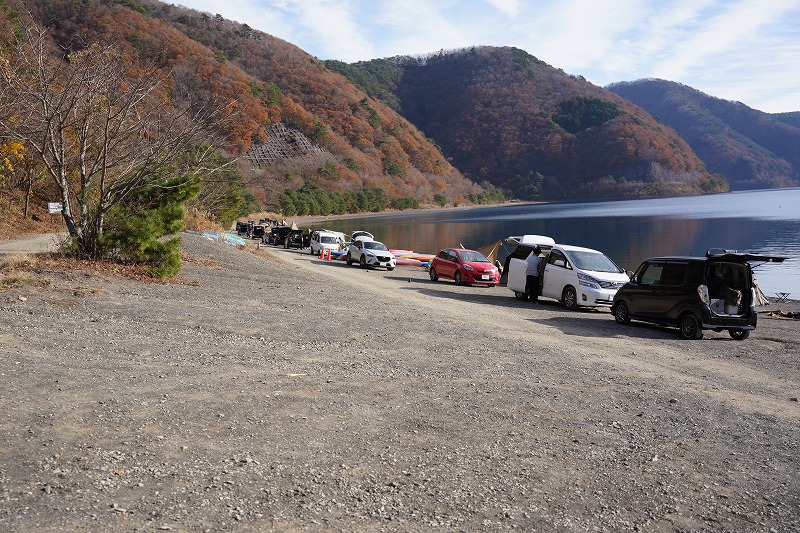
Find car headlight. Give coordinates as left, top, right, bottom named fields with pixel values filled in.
left=577, top=272, right=600, bottom=289
left=463, top=264, right=475, bottom=271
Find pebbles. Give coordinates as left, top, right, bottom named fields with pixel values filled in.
left=0, top=233, right=798, bottom=530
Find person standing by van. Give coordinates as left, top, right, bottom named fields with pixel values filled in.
left=526, top=246, right=543, bottom=302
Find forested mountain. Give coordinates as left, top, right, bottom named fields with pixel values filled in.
left=328, top=47, right=721, bottom=200
left=773, top=112, right=800, bottom=129
left=8, top=0, right=793, bottom=223
left=4, top=0, right=483, bottom=217
left=608, top=79, right=800, bottom=190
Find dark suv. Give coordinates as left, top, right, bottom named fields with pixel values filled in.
left=611, top=249, right=786, bottom=340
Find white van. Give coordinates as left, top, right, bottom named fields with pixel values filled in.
left=506, top=235, right=630, bottom=310
left=310, top=229, right=345, bottom=255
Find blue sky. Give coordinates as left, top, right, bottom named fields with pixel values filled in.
left=175, top=0, right=800, bottom=113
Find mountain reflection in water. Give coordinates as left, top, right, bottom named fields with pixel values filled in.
left=314, top=188, right=800, bottom=297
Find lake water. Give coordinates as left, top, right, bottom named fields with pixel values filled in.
left=312, top=188, right=800, bottom=298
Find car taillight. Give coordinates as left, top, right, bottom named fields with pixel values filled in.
left=698, top=284, right=709, bottom=304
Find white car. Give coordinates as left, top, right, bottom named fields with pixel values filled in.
left=506, top=235, right=629, bottom=309
left=346, top=237, right=396, bottom=270
left=310, top=229, right=345, bottom=255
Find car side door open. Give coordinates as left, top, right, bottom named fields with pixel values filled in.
left=541, top=249, right=568, bottom=299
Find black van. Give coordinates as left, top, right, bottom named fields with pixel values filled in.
left=611, top=249, right=786, bottom=340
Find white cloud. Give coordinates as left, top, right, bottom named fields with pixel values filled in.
left=291, top=0, right=376, bottom=60
left=173, top=0, right=800, bottom=112
left=483, top=0, right=522, bottom=17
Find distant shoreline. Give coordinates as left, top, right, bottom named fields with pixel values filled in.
left=267, top=200, right=542, bottom=229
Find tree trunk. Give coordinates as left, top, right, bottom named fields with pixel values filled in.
left=23, top=174, right=32, bottom=217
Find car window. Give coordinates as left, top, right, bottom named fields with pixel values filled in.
left=687, top=261, right=704, bottom=285
left=363, top=241, right=388, bottom=251
left=437, top=250, right=449, bottom=260
left=548, top=250, right=570, bottom=269
left=459, top=251, right=489, bottom=263
left=448, top=251, right=459, bottom=262
left=510, top=245, right=534, bottom=260
left=638, top=262, right=663, bottom=285
left=660, top=263, right=688, bottom=285
left=570, top=251, right=622, bottom=273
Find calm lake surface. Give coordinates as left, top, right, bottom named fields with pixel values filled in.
left=314, top=188, right=800, bottom=298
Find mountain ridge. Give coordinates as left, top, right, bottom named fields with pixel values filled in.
left=329, top=47, right=723, bottom=200
left=608, top=79, right=800, bottom=190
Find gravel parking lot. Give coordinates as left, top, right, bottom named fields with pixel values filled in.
left=1, top=232, right=798, bottom=531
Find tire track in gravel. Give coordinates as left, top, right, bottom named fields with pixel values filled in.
left=260, top=245, right=800, bottom=422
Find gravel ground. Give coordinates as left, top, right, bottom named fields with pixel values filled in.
left=1, top=232, right=799, bottom=532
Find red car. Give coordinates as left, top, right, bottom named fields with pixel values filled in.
left=429, top=248, right=500, bottom=286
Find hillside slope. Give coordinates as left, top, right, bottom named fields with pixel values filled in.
left=14, top=0, right=481, bottom=209
left=330, top=47, right=720, bottom=200
left=608, top=79, right=800, bottom=190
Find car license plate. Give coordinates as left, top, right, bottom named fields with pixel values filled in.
left=481, top=275, right=490, bottom=280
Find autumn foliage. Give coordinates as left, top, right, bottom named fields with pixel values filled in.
left=334, top=47, right=724, bottom=200
left=609, top=79, right=800, bottom=190
left=4, top=0, right=480, bottom=216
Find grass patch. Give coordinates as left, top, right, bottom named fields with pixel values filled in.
left=0, top=253, right=39, bottom=273
left=0, top=273, right=50, bottom=289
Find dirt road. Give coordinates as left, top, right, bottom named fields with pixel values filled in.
left=1, top=233, right=798, bottom=531
left=0, top=233, right=67, bottom=256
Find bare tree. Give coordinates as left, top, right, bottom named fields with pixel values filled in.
left=0, top=22, right=223, bottom=256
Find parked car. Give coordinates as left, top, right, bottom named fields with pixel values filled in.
left=249, top=224, right=266, bottom=240
left=611, top=249, right=786, bottom=340
left=235, top=220, right=250, bottom=235
left=506, top=236, right=629, bottom=309
left=284, top=229, right=308, bottom=249
left=267, top=225, right=291, bottom=246
left=429, top=248, right=500, bottom=286
left=310, top=230, right=344, bottom=255
left=346, top=237, right=396, bottom=270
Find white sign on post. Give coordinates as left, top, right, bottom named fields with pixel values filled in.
left=47, top=202, right=63, bottom=214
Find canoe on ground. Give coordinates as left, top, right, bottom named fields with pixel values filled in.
left=400, top=254, right=435, bottom=262
left=395, top=257, right=423, bottom=267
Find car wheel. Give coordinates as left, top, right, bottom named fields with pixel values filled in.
left=514, top=291, right=527, bottom=301
left=360, top=255, right=367, bottom=269
left=729, top=329, right=750, bottom=341
left=613, top=301, right=631, bottom=324
left=679, top=313, right=703, bottom=340
left=454, top=271, right=462, bottom=285
left=346, top=253, right=352, bottom=266
left=387, top=267, right=394, bottom=271
left=429, top=267, right=438, bottom=282
left=562, top=286, right=578, bottom=310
